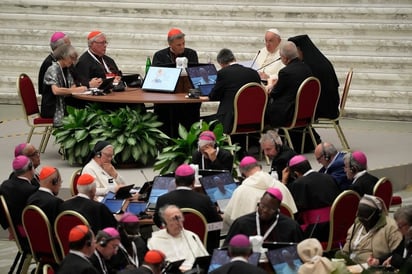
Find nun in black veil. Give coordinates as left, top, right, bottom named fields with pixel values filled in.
left=288, top=35, right=340, bottom=120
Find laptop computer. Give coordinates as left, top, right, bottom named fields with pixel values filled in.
left=98, top=77, right=115, bottom=92
left=146, top=174, right=176, bottom=211
left=207, top=249, right=260, bottom=273
left=199, top=172, right=237, bottom=212
left=266, top=245, right=303, bottom=274
left=142, top=66, right=181, bottom=93
left=103, top=199, right=125, bottom=214
left=114, top=184, right=135, bottom=200
left=186, top=64, right=217, bottom=96
left=126, top=202, right=148, bottom=215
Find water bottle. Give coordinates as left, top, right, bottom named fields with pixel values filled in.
left=145, top=56, right=151, bottom=75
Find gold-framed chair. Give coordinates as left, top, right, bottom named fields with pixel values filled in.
left=17, top=73, right=54, bottom=153
left=54, top=210, right=90, bottom=257
left=181, top=208, right=208, bottom=248
left=321, top=190, right=361, bottom=252
left=279, top=76, right=321, bottom=154
left=373, top=177, right=393, bottom=211
left=0, top=195, right=32, bottom=274
left=69, top=168, right=82, bottom=196
left=226, top=82, right=268, bottom=152
left=313, top=68, right=353, bottom=150
left=42, top=264, right=55, bottom=274
left=279, top=203, right=294, bottom=220
left=22, top=205, right=61, bottom=274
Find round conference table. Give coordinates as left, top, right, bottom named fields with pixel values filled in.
left=72, top=87, right=208, bottom=104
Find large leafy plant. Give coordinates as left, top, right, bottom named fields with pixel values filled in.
left=154, top=120, right=240, bottom=175
left=53, top=104, right=169, bottom=166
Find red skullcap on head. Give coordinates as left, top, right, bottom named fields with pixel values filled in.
left=50, top=32, right=66, bottom=43
left=266, top=187, right=283, bottom=202
left=239, top=156, right=258, bottom=168
left=77, top=173, right=95, bottom=185
left=229, top=234, right=251, bottom=248
left=175, top=164, right=195, bottom=176
left=39, top=166, right=56, bottom=180
left=167, top=28, right=183, bottom=38
left=199, top=131, right=216, bottom=141
left=119, top=212, right=140, bottom=223
left=102, top=227, right=120, bottom=239
left=14, top=143, right=27, bottom=157
left=12, top=155, right=30, bottom=171
left=69, top=225, right=89, bottom=242
left=288, top=155, right=307, bottom=167
left=144, top=250, right=166, bottom=264
left=352, top=151, right=367, bottom=168
left=88, top=30, right=102, bottom=40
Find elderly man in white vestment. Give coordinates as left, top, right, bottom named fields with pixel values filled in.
left=223, top=156, right=297, bottom=228
left=147, top=205, right=208, bottom=272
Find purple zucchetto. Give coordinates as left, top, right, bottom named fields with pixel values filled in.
left=175, top=164, right=195, bottom=176
left=119, top=212, right=140, bottom=223
left=266, top=187, right=283, bottom=202
left=352, top=151, right=367, bottom=168
left=12, top=155, right=30, bottom=171
left=229, top=234, right=251, bottom=248
left=50, top=31, right=66, bottom=43
left=239, top=156, right=258, bottom=168
left=289, top=155, right=307, bottom=167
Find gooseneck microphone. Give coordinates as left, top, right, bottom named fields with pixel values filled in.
left=257, top=57, right=281, bottom=71
left=175, top=215, right=197, bottom=261
left=140, top=170, right=149, bottom=182
left=250, top=50, right=261, bottom=69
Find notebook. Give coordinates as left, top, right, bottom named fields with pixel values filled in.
left=142, top=66, right=181, bottom=93
left=146, top=174, right=176, bottom=210
left=207, top=249, right=260, bottom=273
left=199, top=172, right=237, bottom=212
left=266, top=245, right=303, bottom=274
left=186, top=64, right=218, bottom=95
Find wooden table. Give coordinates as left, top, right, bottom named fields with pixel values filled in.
left=72, top=88, right=208, bottom=104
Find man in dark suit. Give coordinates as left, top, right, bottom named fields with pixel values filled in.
left=206, top=48, right=261, bottom=134
left=26, top=166, right=64, bottom=225
left=210, top=234, right=266, bottom=274
left=57, top=225, right=99, bottom=274
left=153, top=164, right=222, bottom=253
left=265, top=41, right=313, bottom=128
left=59, top=173, right=117, bottom=234
left=284, top=155, right=340, bottom=241
left=315, top=142, right=351, bottom=191
left=344, top=150, right=379, bottom=196
left=0, top=156, right=38, bottom=235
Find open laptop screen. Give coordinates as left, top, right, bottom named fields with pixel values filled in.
left=207, top=249, right=260, bottom=273
left=146, top=175, right=176, bottom=209
left=199, top=172, right=237, bottom=212
left=186, top=64, right=217, bottom=95
left=142, top=66, right=181, bottom=93
left=266, top=245, right=303, bottom=274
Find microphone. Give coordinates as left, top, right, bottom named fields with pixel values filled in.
left=175, top=215, right=198, bottom=263
left=308, top=215, right=320, bottom=239
left=250, top=50, right=261, bottom=69
left=140, top=170, right=149, bottom=182
left=256, top=57, right=281, bottom=71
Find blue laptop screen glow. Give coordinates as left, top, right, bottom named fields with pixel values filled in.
left=147, top=176, right=176, bottom=205
left=266, top=245, right=303, bottom=274
left=186, top=64, right=217, bottom=95
left=207, top=249, right=260, bottom=273
left=142, top=66, right=182, bottom=93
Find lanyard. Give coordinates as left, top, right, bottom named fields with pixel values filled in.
left=119, top=242, right=139, bottom=267
left=88, top=49, right=111, bottom=73
left=58, top=62, right=68, bottom=88
left=256, top=212, right=279, bottom=241
left=94, top=250, right=108, bottom=274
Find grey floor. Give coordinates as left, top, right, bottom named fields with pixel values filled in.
left=0, top=104, right=412, bottom=272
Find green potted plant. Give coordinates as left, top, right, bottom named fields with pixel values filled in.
left=153, top=120, right=240, bottom=175
left=53, top=104, right=169, bottom=166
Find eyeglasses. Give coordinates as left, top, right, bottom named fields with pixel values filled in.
left=316, top=154, right=324, bottom=161
left=94, top=40, right=108, bottom=45
left=27, top=150, right=40, bottom=157
left=257, top=202, right=277, bottom=213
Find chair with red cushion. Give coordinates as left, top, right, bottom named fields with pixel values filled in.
left=181, top=208, right=209, bottom=248
left=227, top=82, right=268, bottom=152
left=321, top=190, right=361, bottom=252
left=279, top=76, right=321, bottom=153
left=54, top=210, right=90, bottom=257
left=69, top=168, right=82, bottom=196
left=373, top=177, right=393, bottom=211
left=17, top=73, right=54, bottom=153
left=22, top=205, right=61, bottom=273
left=313, top=68, right=353, bottom=150
left=0, top=195, right=32, bottom=274
left=279, top=203, right=294, bottom=220
left=42, top=264, right=55, bottom=274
